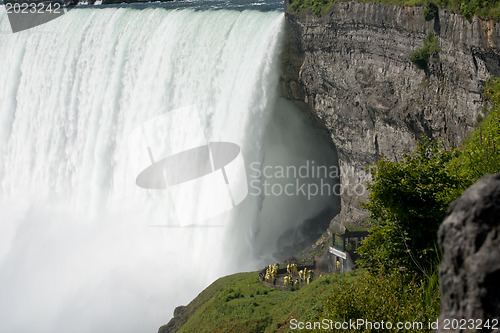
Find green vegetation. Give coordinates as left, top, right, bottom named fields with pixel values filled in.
left=287, top=0, right=500, bottom=21
left=167, top=270, right=439, bottom=332
left=319, top=269, right=440, bottom=332
left=453, top=77, right=500, bottom=180
left=288, top=0, right=339, bottom=16
left=455, top=0, right=500, bottom=20
left=357, top=137, right=465, bottom=275
left=424, top=1, right=439, bottom=20
left=165, top=271, right=348, bottom=332
left=357, top=76, right=500, bottom=276
left=409, top=32, right=441, bottom=70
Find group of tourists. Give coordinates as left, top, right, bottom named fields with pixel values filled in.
left=286, top=263, right=298, bottom=274
left=283, top=274, right=299, bottom=287
left=264, top=264, right=279, bottom=284
left=298, top=267, right=315, bottom=284
left=262, top=262, right=315, bottom=288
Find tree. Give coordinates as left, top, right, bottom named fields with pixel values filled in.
left=357, top=138, right=468, bottom=276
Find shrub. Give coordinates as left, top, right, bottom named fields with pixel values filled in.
left=424, top=2, right=439, bottom=20
left=288, top=0, right=336, bottom=16
left=357, top=137, right=467, bottom=275
left=409, top=48, right=430, bottom=70
left=409, top=32, right=440, bottom=70
left=319, top=270, right=440, bottom=331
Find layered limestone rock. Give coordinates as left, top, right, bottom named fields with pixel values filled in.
left=437, top=174, right=500, bottom=331
left=281, top=1, right=500, bottom=226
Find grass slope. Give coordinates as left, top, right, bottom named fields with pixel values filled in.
left=160, top=271, right=358, bottom=333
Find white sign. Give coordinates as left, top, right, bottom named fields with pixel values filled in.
left=329, top=246, right=347, bottom=260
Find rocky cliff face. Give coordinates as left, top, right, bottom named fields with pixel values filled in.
left=438, top=174, right=500, bottom=331
left=281, top=1, right=500, bottom=226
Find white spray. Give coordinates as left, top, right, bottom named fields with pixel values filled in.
left=0, top=6, right=338, bottom=333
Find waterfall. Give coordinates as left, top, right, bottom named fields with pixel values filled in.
left=0, top=4, right=338, bottom=332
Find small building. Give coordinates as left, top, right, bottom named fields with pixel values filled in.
left=328, top=223, right=370, bottom=273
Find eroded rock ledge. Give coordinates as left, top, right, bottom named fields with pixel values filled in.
left=281, top=1, right=500, bottom=226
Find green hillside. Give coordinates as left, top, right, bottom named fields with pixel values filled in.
left=160, top=269, right=440, bottom=332
left=160, top=271, right=340, bottom=333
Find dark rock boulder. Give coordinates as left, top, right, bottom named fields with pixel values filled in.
left=438, top=173, right=500, bottom=332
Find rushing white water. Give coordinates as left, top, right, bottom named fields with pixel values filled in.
left=0, top=4, right=338, bottom=333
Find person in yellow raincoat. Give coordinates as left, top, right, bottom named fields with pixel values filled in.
left=309, top=270, right=314, bottom=282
